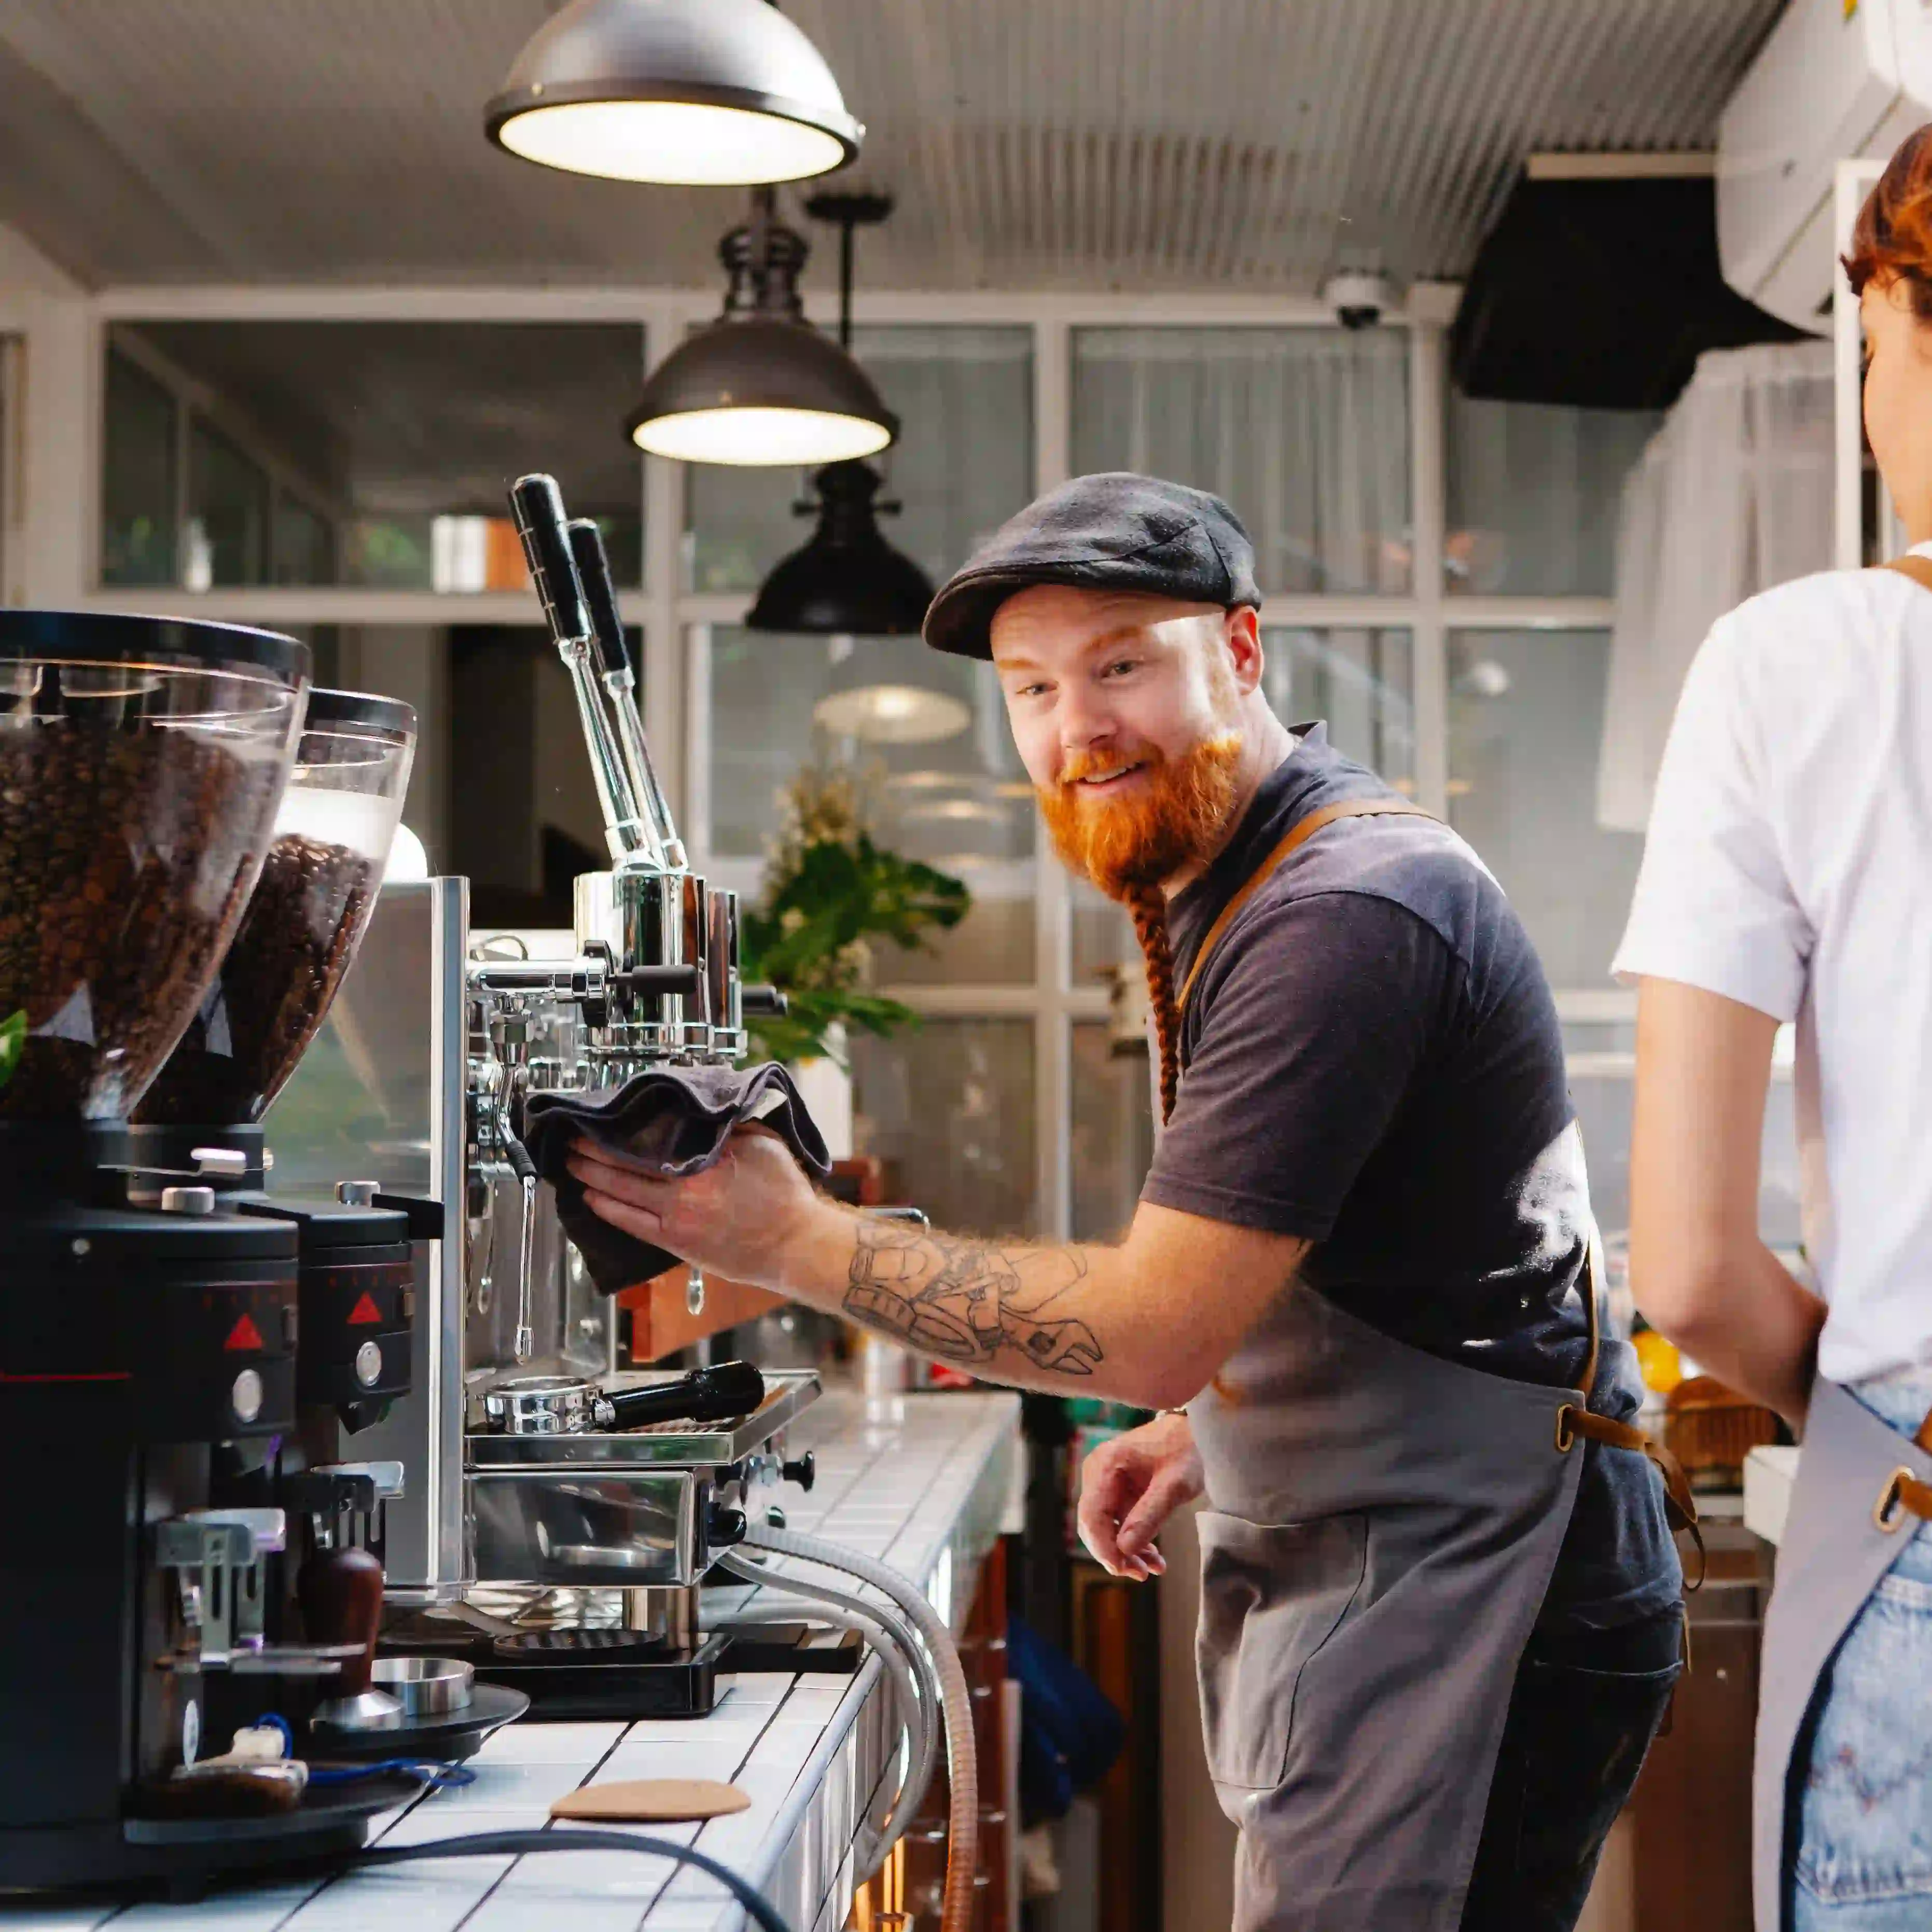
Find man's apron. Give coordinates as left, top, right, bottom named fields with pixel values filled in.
left=1174, top=798, right=1697, bottom=1932
left=1750, top=1380, right=1932, bottom=1930
left=1748, top=551, right=1932, bottom=1931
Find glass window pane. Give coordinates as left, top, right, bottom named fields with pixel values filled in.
left=1446, top=393, right=1660, bottom=596
left=1262, top=627, right=1415, bottom=785
left=851, top=1019, right=1037, bottom=1235
left=102, top=348, right=178, bottom=587
left=702, top=624, right=1035, bottom=983
left=187, top=419, right=270, bottom=587
left=1072, top=327, right=1411, bottom=593
left=100, top=323, right=644, bottom=590
left=686, top=325, right=1034, bottom=594
left=274, top=493, right=335, bottom=586
left=1071, top=1020, right=1153, bottom=1243
left=1070, top=628, right=1414, bottom=980
left=1446, top=629, right=1644, bottom=991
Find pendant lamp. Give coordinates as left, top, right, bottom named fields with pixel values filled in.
left=748, top=193, right=932, bottom=630
left=748, top=460, right=934, bottom=633
left=485, top=0, right=863, bottom=187
left=627, top=190, right=897, bottom=466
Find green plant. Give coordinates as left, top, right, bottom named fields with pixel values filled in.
left=742, top=762, right=971, bottom=1064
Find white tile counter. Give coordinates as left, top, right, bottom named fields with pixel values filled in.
left=3, top=1391, right=1022, bottom=1932
left=1743, top=1443, right=1800, bottom=1547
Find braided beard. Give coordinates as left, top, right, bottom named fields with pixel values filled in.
left=1038, top=734, right=1244, bottom=1123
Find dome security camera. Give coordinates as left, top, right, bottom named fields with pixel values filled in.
left=1323, top=272, right=1396, bottom=330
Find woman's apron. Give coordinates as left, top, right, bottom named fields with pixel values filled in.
left=1750, top=1379, right=1932, bottom=1930
left=1747, top=551, right=1932, bottom=1931
left=1175, top=798, right=1698, bottom=1932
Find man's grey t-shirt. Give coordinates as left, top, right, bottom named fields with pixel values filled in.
left=1144, top=727, right=1681, bottom=1632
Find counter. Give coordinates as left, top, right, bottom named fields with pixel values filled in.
left=3, top=1391, right=1023, bottom=1932
left=1743, top=1443, right=1800, bottom=1546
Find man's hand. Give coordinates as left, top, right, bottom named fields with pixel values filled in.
left=1077, top=1412, right=1203, bottom=1581
left=567, top=1126, right=834, bottom=1292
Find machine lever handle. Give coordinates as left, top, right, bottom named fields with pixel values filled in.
left=565, top=517, right=631, bottom=682
left=508, top=475, right=591, bottom=647
left=741, top=984, right=787, bottom=1019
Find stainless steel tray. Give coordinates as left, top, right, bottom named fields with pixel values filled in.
left=466, top=1368, right=819, bottom=1468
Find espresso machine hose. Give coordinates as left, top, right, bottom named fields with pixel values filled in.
left=741, top=1524, right=978, bottom=1932
left=717, top=1549, right=939, bottom=1867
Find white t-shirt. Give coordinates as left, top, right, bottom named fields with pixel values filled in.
left=1611, top=552, right=1932, bottom=1385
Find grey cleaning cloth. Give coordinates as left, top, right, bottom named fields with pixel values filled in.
left=522, top=1061, right=832, bottom=1295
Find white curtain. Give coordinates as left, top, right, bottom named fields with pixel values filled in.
left=1072, top=328, right=1412, bottom=593
left=1597, top=341, right=1834, bottom=832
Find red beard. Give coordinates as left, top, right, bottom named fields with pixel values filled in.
left=1038, top=734, right=1244, bottom=899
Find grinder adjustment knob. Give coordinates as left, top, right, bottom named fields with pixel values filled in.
left=706, top=1503, right=748, bottom=1550
left=781, top=1452, right=816, bottom=1493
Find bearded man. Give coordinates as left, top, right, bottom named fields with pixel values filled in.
left=566, top=475, right=1687, bottom=1932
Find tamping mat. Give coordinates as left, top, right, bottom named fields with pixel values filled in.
left=551, top=1778, right=751, bottom=1823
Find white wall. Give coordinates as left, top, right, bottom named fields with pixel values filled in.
left=337, top=623, right=451, bottom=870
left=0, top=219, right=92, bottom=609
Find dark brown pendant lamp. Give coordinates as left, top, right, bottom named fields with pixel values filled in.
left=746, top=193, right=934, bottom=634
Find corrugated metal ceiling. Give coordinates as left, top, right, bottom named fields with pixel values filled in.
left=0, top=0, right=1783, bottom=292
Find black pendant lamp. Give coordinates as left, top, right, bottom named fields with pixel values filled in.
left=627, top=190, right=897, bottom=466
left=748, top=193, right=932, bottom=632
left=485, top=0, right=863, bottom=187
left=749, top=459, right=934, bottom=632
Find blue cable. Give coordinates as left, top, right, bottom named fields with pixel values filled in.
left=308, top=1758, right=476, bottom=1790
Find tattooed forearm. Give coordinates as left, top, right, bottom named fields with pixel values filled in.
left=843, top=1220, right=1105, bottom=1377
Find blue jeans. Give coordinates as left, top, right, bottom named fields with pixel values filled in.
left=1460, top=1608, right=1684, bottom=1931
left=1792, top=1372, right=1932, bottom=1929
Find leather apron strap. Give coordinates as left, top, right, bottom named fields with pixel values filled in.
left=1176, top=797, right=1438, bottom=1016
left=1175, top=791, right=1705, bottom=1577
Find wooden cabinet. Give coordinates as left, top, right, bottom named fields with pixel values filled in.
left=1628, top=1526, right=1771, bottom=1932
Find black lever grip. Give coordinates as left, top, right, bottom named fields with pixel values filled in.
left=509, top=474, right=590, bottom=646
left=615, top=964, right=702, bottom=997
left=741, top=984, right=788, bottom=1019
left=600, top=1360, right=767, bottom=1432
left=566, top=518, right=631, bottom=682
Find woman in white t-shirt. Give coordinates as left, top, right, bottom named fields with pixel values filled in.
left=1615, top=127, right=1932, bottom=1932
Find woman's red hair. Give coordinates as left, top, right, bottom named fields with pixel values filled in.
left=1845, top=123, right=1932, bottom=319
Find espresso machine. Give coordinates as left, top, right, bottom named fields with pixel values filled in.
left=264, top=477, right=824, bottom=1720
left=0, top=614, right=440, bottom=1885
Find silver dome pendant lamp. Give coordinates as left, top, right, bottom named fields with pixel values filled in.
left=485, top=0, right=863, bottom=186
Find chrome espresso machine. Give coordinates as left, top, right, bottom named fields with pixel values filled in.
left=274, top=476, right=825, bottom=1720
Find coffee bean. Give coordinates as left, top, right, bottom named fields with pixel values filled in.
left=132, top=831, right=379, bottom=1127
left=0, top=714, right=283, bottom=1120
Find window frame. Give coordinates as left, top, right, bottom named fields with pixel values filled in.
left=48, top=282, right=1626, bottom=1239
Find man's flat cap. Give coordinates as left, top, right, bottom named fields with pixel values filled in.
left=922, top=471, right=1261, bottom=660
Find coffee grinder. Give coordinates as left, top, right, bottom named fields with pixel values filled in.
left=0, top=612, right=428, bottom=1885
left=116, top=687, right=522, bottom=1766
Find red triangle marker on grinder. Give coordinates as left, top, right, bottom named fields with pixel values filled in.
left=346, top=1291, right=382, bottom=1326
left=223, top=1312, right=265, bottom=1353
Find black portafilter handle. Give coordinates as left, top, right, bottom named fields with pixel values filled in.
left=509, top=474, right=591, bottom=645
left=566, top=517, right=631, bottom=682
left=742, top=985, right=787, bottom=1019
left=600, top=1360, right=767, bottom=1431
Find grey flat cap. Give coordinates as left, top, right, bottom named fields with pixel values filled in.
left=923, top=471, right=1261, bottom=660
